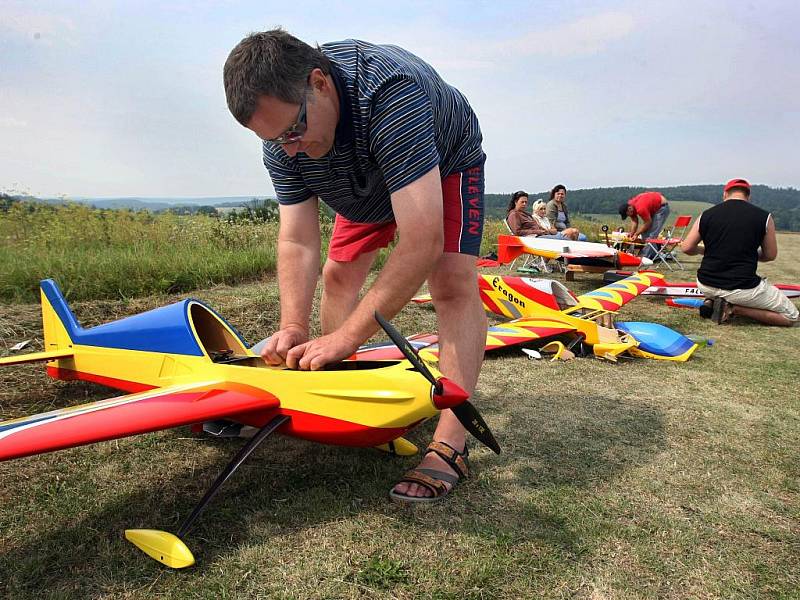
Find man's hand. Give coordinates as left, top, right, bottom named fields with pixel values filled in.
left=260, top=325, right=309, bottom=365
left=285, top=331, right=361, bottom=370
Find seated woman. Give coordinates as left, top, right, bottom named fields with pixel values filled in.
left=545, top=184, right=587, bottom=241
left=506, top=191, right=549, bottom=237
left=532, top=200, right=578, bottom=240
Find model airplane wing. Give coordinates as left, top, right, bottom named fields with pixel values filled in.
left=0, top=381, right=280, bottom=461
left=603, top=271, right=800, bottom=299
left=572, top=271, right=666, bottom=313
left=483, top=318, right=577, bottom=352
left=353, top=333, right=439, bottom=360
left=355, top=317, right=576, bottom=361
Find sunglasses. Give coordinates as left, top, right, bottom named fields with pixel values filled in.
left=268, top=92, right=308, bottom=145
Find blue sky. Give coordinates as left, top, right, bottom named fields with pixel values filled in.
left=1, top=0, right=798, bottom=197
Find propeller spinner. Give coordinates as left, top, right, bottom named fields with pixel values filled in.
left=374, top=312, right=501, bottom=454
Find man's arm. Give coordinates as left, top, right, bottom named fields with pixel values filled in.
left=680, top=218, right=703, bottom=255
left=260, top=197, right=322, bottom=364
left=632, top=214, right=651, bottom=237
left=627, top=215, right=639, bottom=237
left=286, top=166, right=444, bottom=370
left=759, top=214, right=778, bottom=262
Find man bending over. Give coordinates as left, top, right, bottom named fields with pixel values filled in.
left=224, top=30, right=489, bottom=502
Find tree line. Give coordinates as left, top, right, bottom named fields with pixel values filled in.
left=6, top=184, right=800, bottom=231
left=485, top=184, right=800, bottom=231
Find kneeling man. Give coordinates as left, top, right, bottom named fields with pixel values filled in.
left=680, top=178, right=798, bottom=326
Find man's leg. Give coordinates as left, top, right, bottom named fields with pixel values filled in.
left=392, top=252, right=487, bottom=498
left=729, top=305, right=795, bottom=326
left=641, top=204, right=671, bottom=259
left=322, top=215, right=396, bottom=333
left=321, top=252, right=377, bottom=333
left=702, top=279, right=798, bottom=327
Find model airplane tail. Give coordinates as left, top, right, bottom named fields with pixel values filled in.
left=0, top=280, right=77, bottom=366
left=497, top=235, right=526, bottom=264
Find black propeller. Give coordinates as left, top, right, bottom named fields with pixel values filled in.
left=374, top=312, right=501, bottom=454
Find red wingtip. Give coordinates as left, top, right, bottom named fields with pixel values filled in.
left=431, top=377, right=470, bottom=410
left=616, top=251, right=643, bottom=267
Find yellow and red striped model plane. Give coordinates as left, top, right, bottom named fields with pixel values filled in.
left=391, top=271, right=698, bottom=363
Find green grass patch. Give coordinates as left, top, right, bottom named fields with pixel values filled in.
left=1, top=213, right=799, bottom=597
left=0, top=203, right=281, bottom=303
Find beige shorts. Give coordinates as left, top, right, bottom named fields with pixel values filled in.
left=698, top=278, right=800, bottom=322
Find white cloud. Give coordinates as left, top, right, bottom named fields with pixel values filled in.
left=0, top=5, right=77, bottom=45
left=498, top=11, right=637, bottom=58
left=0, top=117, right=28, bottom=128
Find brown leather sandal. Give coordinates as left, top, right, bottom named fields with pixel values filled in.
left=389, top=441, right=469, bottom=504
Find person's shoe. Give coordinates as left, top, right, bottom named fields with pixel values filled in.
left=699, top=299, right=713, bottom=319
left=389, top=441, right=469, bottom=504
left=711, top=298, right=729, bottom=324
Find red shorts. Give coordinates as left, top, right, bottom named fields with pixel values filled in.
left=327, top=164, right=485, bottom=262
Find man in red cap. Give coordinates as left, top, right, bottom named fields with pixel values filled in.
left=680, top=178, right=799, bottom=326
left=618, top=191, right=670, bottom=259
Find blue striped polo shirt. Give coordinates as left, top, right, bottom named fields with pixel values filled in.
left=262, top=39, right=485, bottom=223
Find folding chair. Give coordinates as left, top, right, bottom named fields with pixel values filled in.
left=644, top=215, right=692, bottom=270
left=503, top=218, right=551, bottom=273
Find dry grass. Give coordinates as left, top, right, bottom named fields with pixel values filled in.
left=1, top=233, right=799, bottom=599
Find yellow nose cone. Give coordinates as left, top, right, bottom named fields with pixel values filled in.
left=125, top=529, right=195, bottom=569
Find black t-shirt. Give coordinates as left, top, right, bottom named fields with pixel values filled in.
left=697, top=200, right=770, bottom=290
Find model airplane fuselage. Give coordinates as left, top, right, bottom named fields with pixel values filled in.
left=0, top=280, right=454, bottom=459
left=497, top=234, right=651, bottom=269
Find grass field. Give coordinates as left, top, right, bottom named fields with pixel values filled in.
left=1, top=230, right=799, bottom=599
left=0, top=203, right=283, bottom=303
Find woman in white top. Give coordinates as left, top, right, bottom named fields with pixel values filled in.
left=532, top=200, right=578, bottom=240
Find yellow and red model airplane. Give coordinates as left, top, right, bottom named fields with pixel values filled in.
left=390, top=271, right=698, bottom=363
left=0, top=280, right=500, bottom=569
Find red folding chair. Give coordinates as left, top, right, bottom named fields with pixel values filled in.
left=644, top=215, right=693, bottom=270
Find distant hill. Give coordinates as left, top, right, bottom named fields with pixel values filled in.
left=29, top=196, right=269, bottom=212
left=486, top=184, right=800, bottom=231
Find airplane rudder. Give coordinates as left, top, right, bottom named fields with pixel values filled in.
left=39, top=279, right=78, bottom=350
left=497, top=235, right=522, bottom=264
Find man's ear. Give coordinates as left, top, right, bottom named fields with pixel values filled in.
left=309, top=68, right=328, bottom=92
